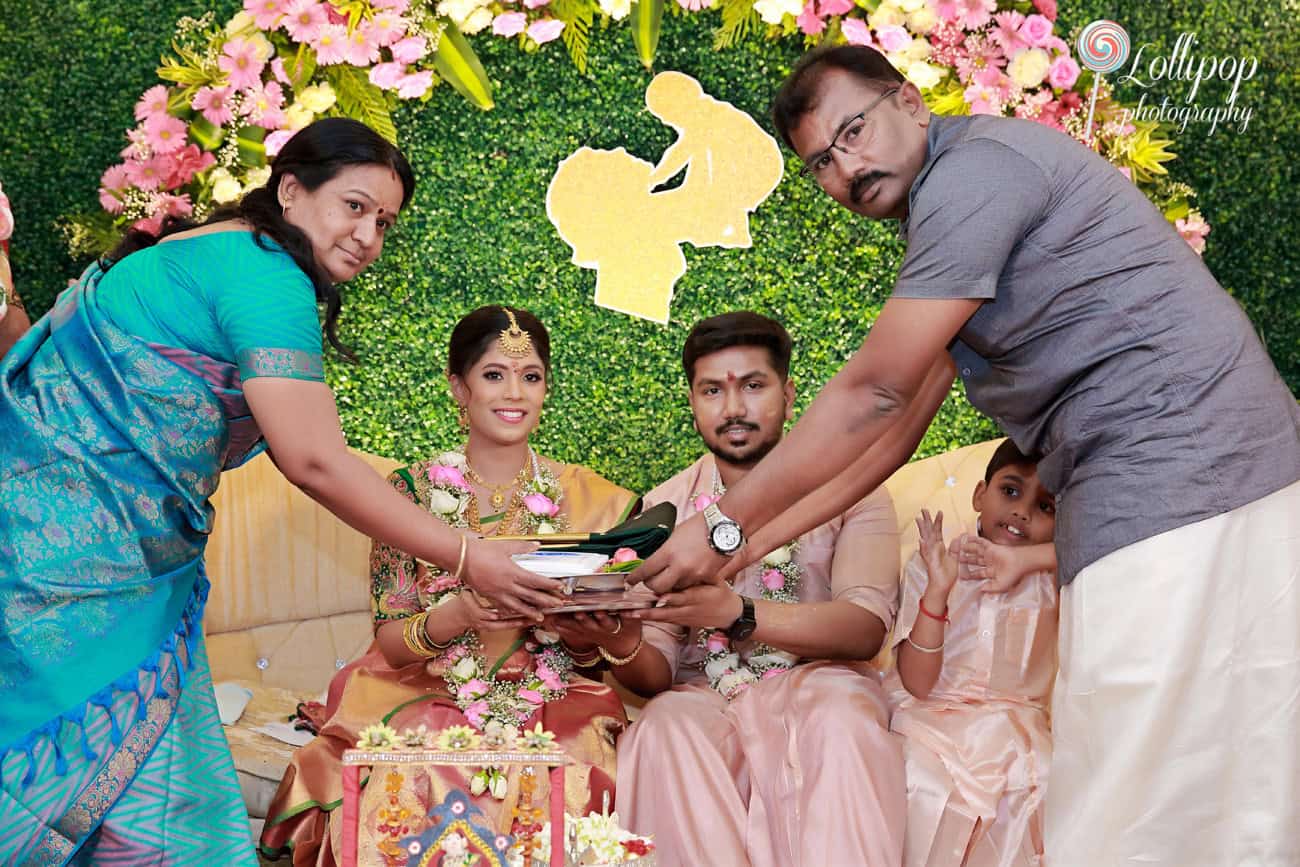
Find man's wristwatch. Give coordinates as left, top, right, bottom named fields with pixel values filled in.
left=703, top=503, right=745, bottom=556
left=726, top=595, right=757, bottom=642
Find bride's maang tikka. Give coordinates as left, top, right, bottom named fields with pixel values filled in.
left=497, top=308, right=534, bottom=358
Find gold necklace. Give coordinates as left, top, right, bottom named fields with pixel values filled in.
left=467, top=487, right=526, bottom=536
left=464, top=459, right=530, bottom=511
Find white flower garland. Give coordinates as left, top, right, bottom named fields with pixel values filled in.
left=693, top=467, right=802, bottom=701
left=420, top=446, right=574, bottom=797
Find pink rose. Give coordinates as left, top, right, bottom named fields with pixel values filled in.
left=692, top=493, right=720, bottom=512
left=430, top=464, right=470, bottom=490
left=464, top=699, right=490, bottom=728
left=133, top=215, right=164, bottom=235
left=1047, top=55, right=1080, bottom=89
left=761, top=668, right=786, bottom=680
left=796, top=1, right=825, bottom=35
left=460, top=678, right=490, bottom=697
left=523, top=493, right=560, bottom=517
left=841, top=17, right=872, bottom=46
left=492, top=12, right=527, bottom=36
left=264, top=130, right=296, bottom=158
left=517, top=688, right=545, bottom=705
left=705, top=632, right=730, bottom=654
left=390, top=35, right=427, bottom=64
left=612, top=547, right=638, bottom=564
left=396, top=71, right=434, bottom=99
left=369, top=61, right=406, bottom=90
left=1032, top=0, right=1056, bottom=21
left=536, top=663, right=564, bottom=690
left=1019, top=13, right=1053, bottom=47
left=875, top=24, right=911, bottom=53
left=760, top=568, right=785, bottom=591
left=818, top=0, right=852, bottom=15
left=526, top=18, right=564, bottom=43
left=523, top=0, right=549, bottom=8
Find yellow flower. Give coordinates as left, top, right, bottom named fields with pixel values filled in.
left=356, top=723, right=399, bottom=750
left=209, top=168, right=243, bottom=204
left=242, top=165, right=271, bottom=192
left=247, top=32, right=275, bottom=63
left=298, top=83, right=337, bottom=114
left=867, top=3, right=906, bottom=30
left=906, top=61, right=946, bottom=91
left=225, top=11, right=255, bottom=34
left=907, top=6, right=938, bottom=34
left=520, top=721, right=558, bottom=752
left=436, top=725, right=483, bottom=751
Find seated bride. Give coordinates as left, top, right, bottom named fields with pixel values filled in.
left=259, top=305, right=639, bottom=865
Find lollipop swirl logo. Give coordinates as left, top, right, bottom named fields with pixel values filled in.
left=1077, top=20, right=1131, bottom=144
left=1078, top=20, right=1131, bottom=74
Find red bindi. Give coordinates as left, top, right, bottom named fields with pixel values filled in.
left=726, top=371, right=738, bottom=382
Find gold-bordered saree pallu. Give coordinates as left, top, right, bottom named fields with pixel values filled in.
left=0, top=265, right=307, bottom=865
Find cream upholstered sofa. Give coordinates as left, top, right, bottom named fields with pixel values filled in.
left=207, top=439, right=1002, bottom=819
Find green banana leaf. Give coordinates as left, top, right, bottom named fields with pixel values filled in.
left=631, top=0, right=665, bottom=70
left=433, top=20, right=495, bottom=110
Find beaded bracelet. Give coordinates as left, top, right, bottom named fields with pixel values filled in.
left=918, top=598, right=950, bottom=623
left=906, top=636, right=945, bottom=655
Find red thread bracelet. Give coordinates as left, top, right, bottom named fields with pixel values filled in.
left=919, top=598, right=950, bottom=623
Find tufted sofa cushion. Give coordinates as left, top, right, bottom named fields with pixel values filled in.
left=207, top=440, right=1005, bottom=817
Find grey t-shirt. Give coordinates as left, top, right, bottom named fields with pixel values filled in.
left=893, top=114, right=1300, bottom=584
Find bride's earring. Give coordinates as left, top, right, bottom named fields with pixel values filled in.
left=457, top=404, right=469, bottom=433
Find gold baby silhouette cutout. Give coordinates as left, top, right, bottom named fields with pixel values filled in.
left=547, top=71, right=784, bottom=324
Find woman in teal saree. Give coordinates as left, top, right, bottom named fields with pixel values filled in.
left=0, top=119, right=557, bottom=866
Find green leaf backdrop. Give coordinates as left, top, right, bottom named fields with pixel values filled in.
left=0, top=0, right=1294, bottom=493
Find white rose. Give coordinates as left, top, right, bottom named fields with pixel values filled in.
left=896, top=0, right=925, bottom=11
left=903, top=37, right=932, bottom=62
left=536, top=521, right=556, bottom=535
left=284, top=103, right=314, bottom=131
left=489, top=772, right=508, bottom=799
left=469, top=771, right=488, bottom=796
left=761, top=545, right=792, bottom=567
left=717, top=670, right=758, bottom=696
left=752, top=0, right=802, bottom=25
left=436, top=451, right=469, bottom=471
left=437, top=0, right=482, bottom=26
left=427, top=488, right=462, bottom=515
left=905, top=61, right=945, bottom=90
left=298, top=83, right=337, bottom=114
left=451, top=656, right=478, bottom=680
left=867, top=3, right=906, bottom=29
left=461, top=6, right=493, bottom=34
left=598, top=0, right=632, bottom=19
left=247, top=33, right=275, bottom=62
left=532, top=628, right=560, bottom=645
left=242, top=165, right=271, bottom=192
left=210, top=168, right=242, bottom=204
left=225, top=10, right=254, bottom=34
left=907, top=6, right=937, bottom=33
left=704, top=652, right=740, bottom=682
left=1008, top=48, right=1051, bottom=90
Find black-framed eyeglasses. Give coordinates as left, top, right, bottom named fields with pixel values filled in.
left=798, top=87, right=901, bottom=179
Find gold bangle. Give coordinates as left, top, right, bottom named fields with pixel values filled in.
left=452, top=535, right=469, bottom=582
left=402, top=612, right=435, bottom=658
left=419, top=611, right=455, bottom=651
left=598, top=635, right=644, bottom=667
left=562, top=641, right=602, bottom=667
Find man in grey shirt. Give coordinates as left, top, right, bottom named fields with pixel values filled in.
left=635, top=46, right=1300, bottom=865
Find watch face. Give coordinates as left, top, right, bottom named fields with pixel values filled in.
left=711, top=522, right=743, bottom=553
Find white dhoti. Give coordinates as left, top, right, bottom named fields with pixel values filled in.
left=1045, top=480, right=1300, bottom=866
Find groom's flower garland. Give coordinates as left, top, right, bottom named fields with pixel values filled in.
left=421, top=447, right=574, bottom=798
left=693, top=474, right=802, bottom=700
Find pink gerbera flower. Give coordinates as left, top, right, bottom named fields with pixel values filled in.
left=313, top=23, right=349, bottom=65
left=990, top=11, right=1027, bottom=54
left=134, top=85, right=171, bottom=121
left=121, top=127, right=152, bottom=161
left=372, top=0, right=409, bottom=10
left=964, top=65, right=1011, bottom=114
left=283, top=0, right=328, bottom=42
left=99, top=164, right=131, bottom=214
left=818, top=0, right=852, bottom=15
left=955, top=0, right=995, bottom=30
left=144, top=113, right=188, bottom=154
left=955, top=32, right=1004, bottom=84
left=242, top=81, right=286, bottom=129
left=191, top=86, right=235, bottom=126
left=264, top=129, right=297, bottom=157
left=125, top=155, right=170, bottom=192
left=343, top=24, right=381, bottom=66
left=366, top=12, right=407, bottom=47
left=219, top=38, right=266, bottom=92
left=155, top=192, right=195, bottom=218
left=244, top=0, right=288, bottom=30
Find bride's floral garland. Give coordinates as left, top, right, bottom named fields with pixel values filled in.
left=421, top=446, right=574, bottom=798
left=693, top=477, right=802, bottom=700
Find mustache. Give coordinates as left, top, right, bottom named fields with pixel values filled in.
left=715, top=419, right=759, bottom=436
left=850, top=171, right=887, bottom=203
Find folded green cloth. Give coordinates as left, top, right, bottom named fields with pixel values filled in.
left=546, top=502, right=676, bottom=559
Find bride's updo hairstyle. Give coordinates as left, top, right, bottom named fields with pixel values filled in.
left=447, top=305, right=552, bottom=378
